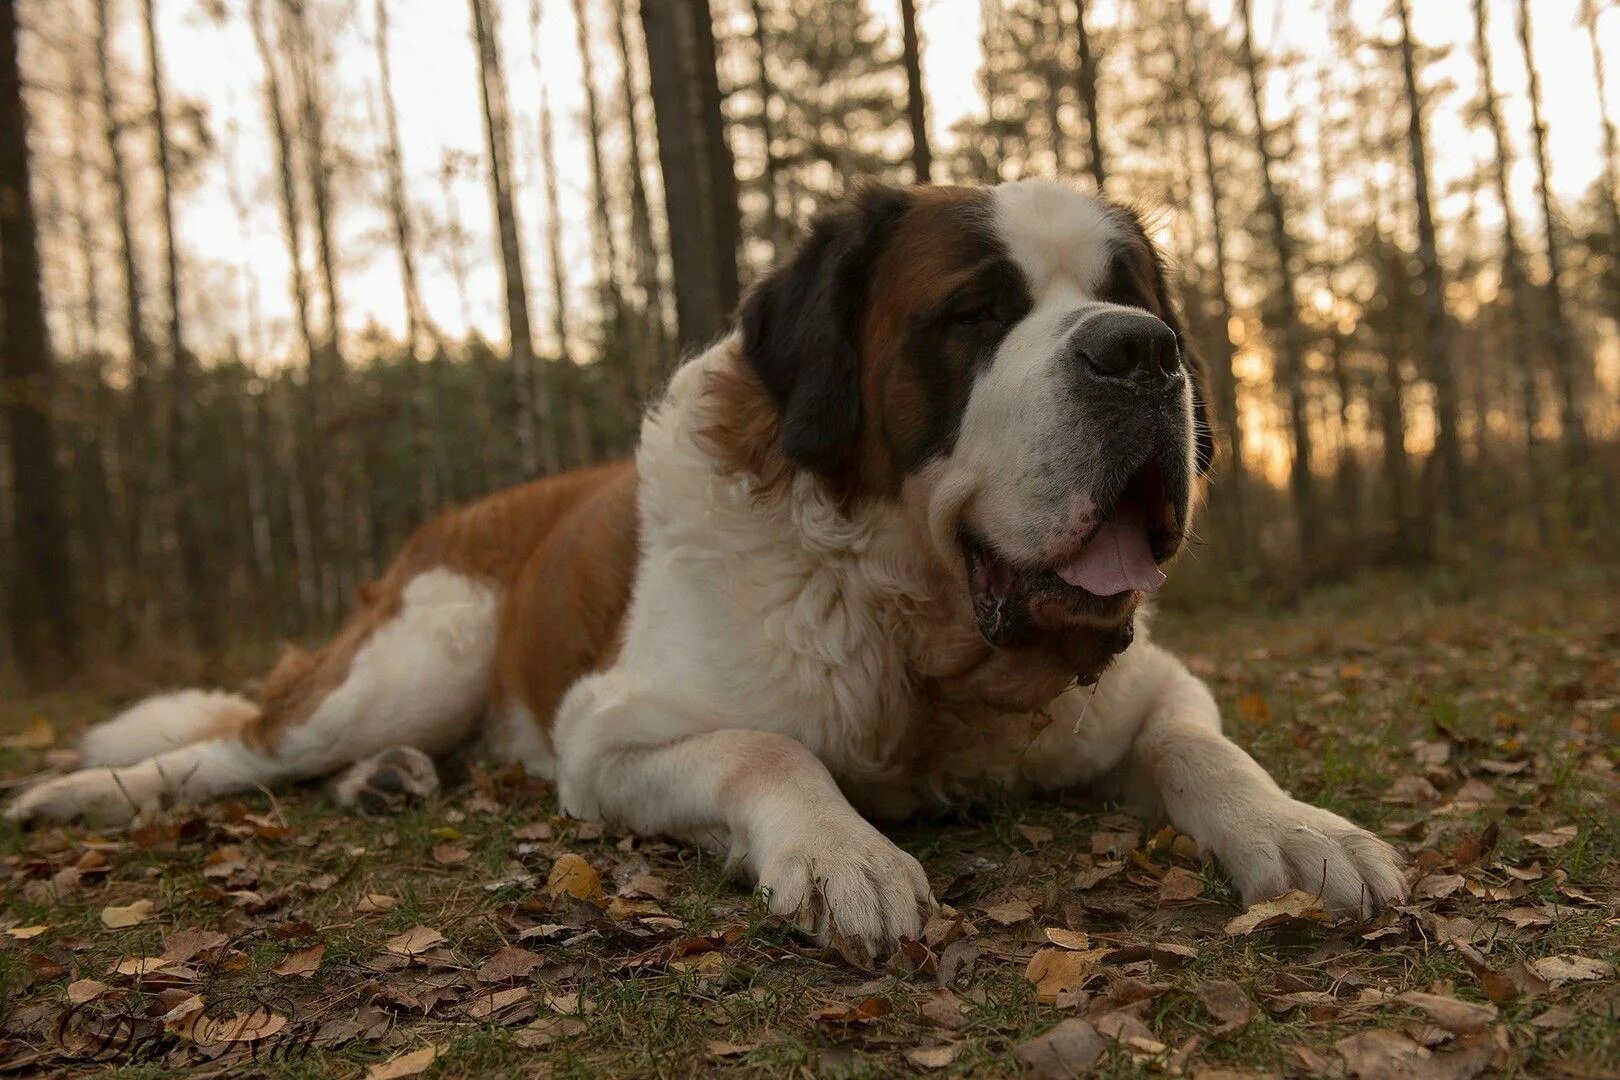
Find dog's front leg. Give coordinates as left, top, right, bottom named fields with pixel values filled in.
left=1024, top=642, right=1407, bottom=916
left=552, top=674, right=935, bottom=956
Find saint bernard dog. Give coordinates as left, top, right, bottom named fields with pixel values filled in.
left=7, top=179, right=1406, bottom=952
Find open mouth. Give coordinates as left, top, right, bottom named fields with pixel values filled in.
left=960, top=459, right=1183, bottom=650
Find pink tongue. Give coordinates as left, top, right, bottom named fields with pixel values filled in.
left=1054, top=507, right=1166, bottom=596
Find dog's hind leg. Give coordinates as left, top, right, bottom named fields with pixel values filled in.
left=5, top=569, right=497, bottom=826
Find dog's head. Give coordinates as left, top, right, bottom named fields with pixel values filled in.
left=732, top=179, right=1213, bottom=684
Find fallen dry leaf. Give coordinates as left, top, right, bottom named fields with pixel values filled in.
left=66, top=978, right=108, bottom=1004
left=6, top=925, right=49, bottom=940
left=356, top=893, right=398, bottom=914
left=1412, top=873, right=1466, bottom=901
left=1528, top=954, right=1610, bottom=986
left=1196, top=979, right=1257, bottom=1036
left=463, top=986, right=530, bottom=1020
left=111, top=955, right=169, bottom=976
left=1016, top=823, right=1055, bottom=846
left=191, top=1008, right=288, bottom=1044
left=1157, top=866, right=1205, bottom=902
left=385, top=925, right=445, bottom=956
left=432, top=841, right=470, bottom=866
left=545, top=853, right=602, bottom=900
left=1224, top=890, right=1331, bottom=935
left=1334, top=1028, right=1492, bottom=1080
left=708, top=1040, right=764, bottom=1057
left=1043, top=927, right=1090, bottom=950
left=1024, top=947, right=1106, bottom=1003
left=1014, top=1019, right=1108, bottom=1079
left=515, top=1017, right=587, bottom=1049
left=918, top=988, right=966, bottom=1030
left=476, top=944, right=543, bottom=983
left=1521, top=825, right=1578, bottom=849
left=905, top=1044, right=962, bottom=1069
left=1400, top=991, right=1498, bottom=1035
left=161, top=928, right=229, bottom=964
left=100, top=900, right=155, bottom=929
left=982, top=899, right=1035, bottom=926
left=365, top=1044, right=443, bottom=1080
left=272, top=943, right=325, bottom=978
left=810, top=997, right=892, bottom=1024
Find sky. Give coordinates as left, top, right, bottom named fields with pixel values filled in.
left=31, top=0, right=1620, bottom=371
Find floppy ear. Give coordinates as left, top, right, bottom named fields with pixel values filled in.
left=737, top=184, right=910, bottom=474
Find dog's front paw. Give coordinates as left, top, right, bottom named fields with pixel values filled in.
left=4, top=768, right=151, bottom=826
left=327, top=747, right=439, bottom=813
left=1214, top=799, right=1406, bottom=917
left=756, top=819, right=935, bottom=960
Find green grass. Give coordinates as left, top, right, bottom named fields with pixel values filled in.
left=2, top=559, right=1618, bottom=1076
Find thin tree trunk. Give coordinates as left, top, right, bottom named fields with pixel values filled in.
left=97, top=0, right=158, bottom=631
left=1516, top=0, right=1591, bottom=487
left=747, top=0, right=783, bottom=254
left=470, top=0, right=543, bottom=476
left=535, top=76, right=568, bottom=465
left=571, top=0, right=624, bottom=306
left=1583, top=0, right=1620, bottom=316
left=1072, top=0, right=1105, bottom=190
left=1473, top=0, right=1547, bottom=542
left=641, top=0, right=740, bottom=351
left=1237, top=0, right=1319, bottom=561
left=1396, top=0, right=1463, bottom=536
left=374, top=0, right=446, bottom=512
left=899, top=0, right=931, bottom=182
left=1175, top=0, right=1245, bottom=549
left=612, top=0, right=672, bottom=394
left=0, top=0, right=78, bottom=679
left=142, top=0, right=216, bottom=649
left=250, top=0, right=321, bottom=620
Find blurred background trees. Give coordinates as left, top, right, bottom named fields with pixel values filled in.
left=1, top=0, right=1618, bottom=685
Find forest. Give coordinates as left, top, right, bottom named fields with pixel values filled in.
left=1, top=0, right=1617, bottom=678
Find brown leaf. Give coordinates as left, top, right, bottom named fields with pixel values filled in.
left=1528, top=954, right=1610, bottom=986
left=66, top=979, right=108, bottom=1004
left=463, top=986, right=530, bottom=1020
left=512, top=821, right=553, bottom=841
left=385, top=925, right=445, bottom=957
left=1091, top=830, right=1139, bottom=857
left=918, top=988, right=966, bottom=1030
left=432, top=842, right=470, bottom=866
left=111, top=955, right=170, bottom=976
left=160, top=928, right=229, bottom=965
left=1412, top=873, right=1466, bottom=901
left=1386, top=775, right=1442, bottom=804
left=1335, top=1029, right=1492, bottom=1080
left=617, top=874, right=670, bottom=901
left=545, top=853, right=602, bottom=900
left=1400, top=991, right=1498, bottom=1035
left=6, top=925, right=48, bottom=940
left=810, top=997, right=892, bottom=1024
left=1016, top=823, right=1055, bottom=846
left=1196, top=979, right=1257, bottom=1036
left=191, top=1008, right=288, bottom=1044
left=1521, top=826, right=1578, bottom=849
left=365, top=1044, right=443, bottom=1080
left=514, top=1017, right=587, bottom=1049
left=1236, top=692, right=1272, bottom=725
left=1157, top=866, right=1205, bottom=902
left=1043, top=927, right=1090, bottom=950
left=1014, top=1019, right=1108, bottom=1079
left=356, top=893, right=398, bottom=914
left=476, top=945, right=543, bottom=983
left=1074, top=861, right=1124, bottom=890
left=904, top=1044, right=961, bottom=1069
left=1024, top=947, right=1106, bottom=1003
left=99, top=899, right=155, bottom=929
left=1223, top=890, right=1331, bottom=935
left=982, top=899, right=1035, bottom=926
left=708, top=1040, right=764, bottom=1057
left=272, top=943, right=325, bottom=978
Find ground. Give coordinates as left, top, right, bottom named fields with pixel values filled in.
left=1, top=559, right=1617, bottom=1078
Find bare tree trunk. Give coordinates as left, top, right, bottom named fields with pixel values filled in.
left=470, top=0, right=543, bottom=475
left=142, top=0, right=217, bottom=649
left=1473, top=0, right=1547, bottom=543
left=1396, top=0, right=1463, bottom=535
left=1516, top=0, right=1591, bottom=489
left=97, top=0, right=159, bottom=632
left=1175, top=0, right=1245, bottom=549
left=68, top=59, right=119, bottom=619
left=1072, top=0, right=1105, bottom=190
left=612, top=0, right=673, bottom=393
left=1582, top=0, right=1620, bottom=346
left=0, top=0, right=78, bottom=679
left=250, top=0, right=321, bottom=620
left=1237, top=0, right=1319, bottom=561
left=747, top=0, right=783, bottom=254
left=535, top=77, right=568, bottom=465
left=899, top=0, right=931, bottom=182
left=641, top=0, right=741, bottom=351
left=374, top=0, right=447, bottom=512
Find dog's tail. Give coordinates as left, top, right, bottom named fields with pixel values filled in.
left=78, top=689, right=262, bottom=768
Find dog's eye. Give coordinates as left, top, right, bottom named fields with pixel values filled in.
left=948, top=303, right=1001, bottom=331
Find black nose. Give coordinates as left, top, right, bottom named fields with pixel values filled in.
left=1072, top=309, right=1181, bottom=386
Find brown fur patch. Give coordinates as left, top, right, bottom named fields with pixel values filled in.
left=693, top=342, right=795, bottom=500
